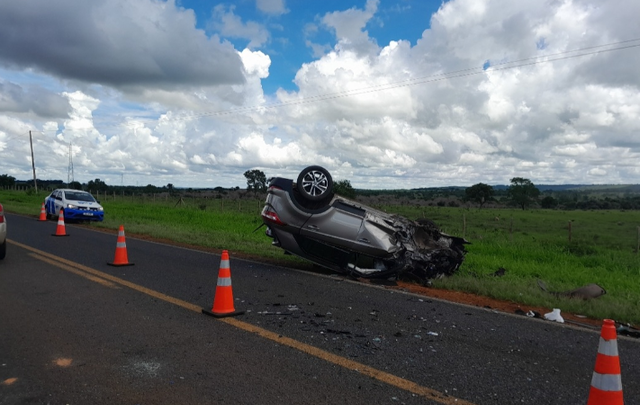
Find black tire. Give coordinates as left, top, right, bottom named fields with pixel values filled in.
left=296, top=166, right=333, bottom=202
left=0, top=240, right=6, bottom=260
left=45, top=201, right=53, bottom=220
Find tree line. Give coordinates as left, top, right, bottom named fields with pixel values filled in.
left=3, top=172, right=639, bottom=210
left=465, top=177, right=540, bottom=210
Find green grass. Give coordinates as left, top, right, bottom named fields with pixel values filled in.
left=3, top=190, right=640, bottom=325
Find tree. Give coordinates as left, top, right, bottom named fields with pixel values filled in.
left=166, top=183, right=176, bottom=196
left=68, top=181, right=82, bottom=190
left=244, top=169, right=267, bottom=194
left=540, top=196, right=557, bottom=209
left=144, top=184, right=159, bottom=194
left=507, top=177, right=540, bottom=210
left=464, top=183, right=494, bottom=208
left=87, top=178, right=109, bottom=192
left=334, top=179, right=356, bottom=199
left=0, top=174, right=16, bottom=188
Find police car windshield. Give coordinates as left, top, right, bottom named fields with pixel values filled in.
left=64, top=191, right=96, bottom=202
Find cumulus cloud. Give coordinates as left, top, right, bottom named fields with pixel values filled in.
left=322, top=0, right=379, bottom=54
left=0, top=80, right=71, bottom=118
left=257, top=0, right=289, bottom=16
left=0, top=0, right=245, bottom=90
left=209, top=4, right=270, bottom=49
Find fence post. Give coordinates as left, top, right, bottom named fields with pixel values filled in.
left=463, top=214, right=466, bottom=239
left=510, top=217, right=513, bottom=242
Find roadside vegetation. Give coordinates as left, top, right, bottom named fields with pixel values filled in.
left=1, top=182, right=639, bottom=325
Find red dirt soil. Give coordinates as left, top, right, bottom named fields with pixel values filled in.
left=392, top=281, right=604, bottom=329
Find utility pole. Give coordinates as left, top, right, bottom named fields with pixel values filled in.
left=67, top=143, right=74, bottom=185
left=29, top=130, right=38, bottom=192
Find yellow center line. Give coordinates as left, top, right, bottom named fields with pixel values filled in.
left=28, top=253, right=120, bottom=289
left=11, top=240, right=202, bottom=313
left=9, top=239, right=476, bottom=405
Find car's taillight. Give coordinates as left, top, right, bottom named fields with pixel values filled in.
left=261, top=206, right=286, bottom=226
left=0, top=203, right=4, bottom=223
left=268, top=185, right=282, bottom=192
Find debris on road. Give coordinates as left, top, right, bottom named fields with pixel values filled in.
left=537, top=280, right=606, bottom=299
left=544, top=308, right=564, bottom=323
left=491, top=267, right=506, bottom=277
left=616, top=323, right=640, bottom=338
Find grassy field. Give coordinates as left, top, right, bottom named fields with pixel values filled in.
left=2, top=189, right=639, bottom=325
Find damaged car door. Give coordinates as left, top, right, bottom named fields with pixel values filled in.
left=300, top=201, right=363, bottom=248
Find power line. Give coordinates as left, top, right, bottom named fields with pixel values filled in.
left=28, top=130, right=38, bottom=192
left=33, top=38, right=640, bottom=131
left=67, top=143, right=74, bottom=185
left=6, top=38, right=640, bottom=135
left=160, top=38, right=640, bottom=121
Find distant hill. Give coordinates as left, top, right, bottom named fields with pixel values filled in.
left=406, top=184, right=640, bottom=193
left=355, top=184, right=640, bottom=201
left=494, top=184, right=640, bottom=193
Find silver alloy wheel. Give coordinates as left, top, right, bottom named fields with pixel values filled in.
left=301, top=169, right=329, bottom=197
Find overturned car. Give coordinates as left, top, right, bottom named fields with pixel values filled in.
left=260, top=166, right=468, bottom=282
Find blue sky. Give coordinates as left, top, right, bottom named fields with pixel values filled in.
left=181, top=0, right=443, bottom=93
left=1, top=0, right=640, bottom=189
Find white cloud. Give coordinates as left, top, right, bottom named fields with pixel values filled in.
left=588, top=167, right=607, bottom=176
left=321, top=0, right=379, bottom=54
left=0, top=79, right=71, bottom=119
left=210, top=4, right=270, bottom=49
left=239, top=49, right=271, bottom=79
left=256, top=0, right=288, bottom=16
left=0, top=0, right=245, bottom=91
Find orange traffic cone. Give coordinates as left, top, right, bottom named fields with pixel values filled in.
left=107, top=225, right=134, bottom=266
left=38, top=202, right=47, bottom=221
left=202, top=250, right=244, bottom=318
left=52, top=209, right=68, bottom=236
left=587, top=319, right=623, bottom=404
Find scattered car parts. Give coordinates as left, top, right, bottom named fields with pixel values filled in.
left=537, top=280, right=606, bottom=300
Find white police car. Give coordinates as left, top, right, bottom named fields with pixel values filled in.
left=44, top=189, right=104, bottom=222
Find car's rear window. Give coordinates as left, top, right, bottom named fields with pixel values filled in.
left=64, top=191, right=96, bottom=202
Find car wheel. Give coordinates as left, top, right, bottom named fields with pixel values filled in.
left=0, top=240, right=6, bottom=260
left=296, top=166, right=333, bottom=202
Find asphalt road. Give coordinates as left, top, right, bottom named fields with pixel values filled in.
left=1, top=213, right=639, bottom=405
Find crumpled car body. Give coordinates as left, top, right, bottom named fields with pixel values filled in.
left=260, top=166, right=468, bottom=282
